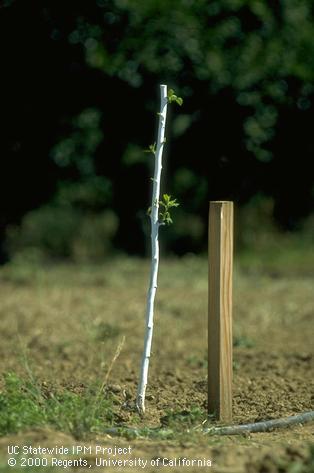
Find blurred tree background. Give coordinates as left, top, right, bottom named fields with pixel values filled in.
left=0, top=0, right=313, bottom=262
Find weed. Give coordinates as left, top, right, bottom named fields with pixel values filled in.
left=186, top=355, right=207, bottom=368
left=88, top=321, right=122, bottom=341
left=233, top=335, right=255, bottom=348
left=0, top=372, right=45, bottom=434
left=0, top=372, right=115, bottom=439
left=160, top=406, right=206, bottom=430
left=97, top=336, right=125, bottom=401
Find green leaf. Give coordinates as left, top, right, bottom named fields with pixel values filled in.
left=167, top=88, right=183, bottom=106
left=144, top=142, right=156, bottom=155
left=157, top=193, right=179, bottom=225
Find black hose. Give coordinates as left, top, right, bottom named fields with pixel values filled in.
left=103, top=410, right=314, bottom=438
left=204, top=410, right=314, bottom=435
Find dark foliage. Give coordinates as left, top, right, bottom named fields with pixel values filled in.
left=0, top=0, right=313, bottom=260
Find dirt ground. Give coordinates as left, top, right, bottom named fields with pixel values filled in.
left=0, top=257, right=313, bottom=472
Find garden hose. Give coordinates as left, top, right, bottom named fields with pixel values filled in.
left=103, top=410, right=314, bottom=438
left=203, top=410, right=314, bottom=435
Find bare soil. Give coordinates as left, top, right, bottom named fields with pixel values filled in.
left=0, top=258, right=313, bottom=472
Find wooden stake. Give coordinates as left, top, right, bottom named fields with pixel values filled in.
left=208, top=201, right=233, bottom=422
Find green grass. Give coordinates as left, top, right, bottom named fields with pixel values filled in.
left=0, top=368, right=212, bottom=442
left=160, top=406, right=207, bottom=430
left=86, top=321, right=122, bottom=342
left=233, top=335, right=255, bottom=348
left=0, top=372, right=212, bottom=445
left=0, top=372, right=115, bottom=439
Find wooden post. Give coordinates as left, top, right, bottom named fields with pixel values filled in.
left=208, top=201, right=233, bottom=422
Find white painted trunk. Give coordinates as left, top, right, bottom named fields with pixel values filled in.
left=136, top=84, right=168, bottom=414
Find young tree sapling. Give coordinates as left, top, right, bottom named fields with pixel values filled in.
left=136, top=84, right=182, bottom=415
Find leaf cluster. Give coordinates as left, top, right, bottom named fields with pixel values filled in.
left=144, top=142, right=156, bottom=155
left=147, top=194, right=179, bottom=225
left=167, top=89, right=183, bottom=106
left=74, top=0, right=314, bottom=162
left=158, top=194, right=179, bottom=225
